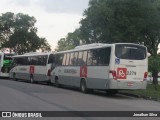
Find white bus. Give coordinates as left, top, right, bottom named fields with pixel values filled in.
left=51, top=43, right=148, bottom=94
left=0, top=52, right=15, bottom=77
left=9, top=52, right=54, bottom=83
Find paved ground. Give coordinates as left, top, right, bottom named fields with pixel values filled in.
left=0, top=78, right=160, bottom=120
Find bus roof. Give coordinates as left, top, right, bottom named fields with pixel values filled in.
left=55, top=43, right=145, bottom=54
left=0, top=52, right=15, bottom=55
left=12, top=52, right=53, bottom=58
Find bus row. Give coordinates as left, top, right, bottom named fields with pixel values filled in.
left=0, top=43, right=148, bottom=94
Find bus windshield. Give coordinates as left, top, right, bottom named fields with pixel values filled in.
left=115, top=44, right=147, bottom=60
left=3, top=54, right=13, bottom=65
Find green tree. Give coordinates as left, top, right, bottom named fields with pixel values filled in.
left=0, top=12, right=15, bottom=47
left=56, top=29, right=81, bottom=51
left=148, top=56, right=160, bottom=90
left=80, top=0, right=160, bottom=85
left=56, top=38, right=67, bottom=52
left=80, top=0, right=160, bottom=46
left=80, top=0, right=112, bottom=44
left=4, top=29, right=40, bottom=54
left=0, top=12, right=51, bottom=54
left=65, top=29, right=81, bottom=48
left=56, top=0, right=160, bottom=85
left=39, top=38, right=51, bottom=52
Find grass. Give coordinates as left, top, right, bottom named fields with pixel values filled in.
left=119, top=84, right=160, bottom=101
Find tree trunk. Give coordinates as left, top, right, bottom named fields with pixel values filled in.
left=152, top=70, right=158, bottom=90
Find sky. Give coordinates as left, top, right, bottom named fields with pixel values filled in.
left=0, top=0, right=89, bottom=50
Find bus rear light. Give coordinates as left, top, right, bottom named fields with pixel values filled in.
left=109, top=70, right=117, bottom=80
left=143, top=72, right=148, bottom=80
left=47, top=69, right=51, bottom=76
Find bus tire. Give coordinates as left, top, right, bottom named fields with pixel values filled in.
left=55, top=77, right=60, bottom=88
left=80, top=79, right=88, bottom=93
left=13, top=73, right=17, bottom=81
left=30, top=75, right=35, bottom=84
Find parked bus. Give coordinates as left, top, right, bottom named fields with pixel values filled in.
left=0, top=52, right=15, bottom=77
left=9, top=52, right=54, bottom=83
left=51, top=43, right=148, bottom=94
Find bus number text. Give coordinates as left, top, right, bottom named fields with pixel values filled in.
left=127, top=71, right=136, bottom=75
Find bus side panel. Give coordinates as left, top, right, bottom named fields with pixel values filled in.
left=9, top=66, right=30, bottom=80
left=53, top=66, right=80, bottom=86
left=33, top=64, right=51, bottom=81
left=85, top=66, right=110, bottom=89
left=51, top=66, right=111, bottom=90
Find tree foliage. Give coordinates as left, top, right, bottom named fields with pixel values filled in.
left=0, top=12, right=51, bottom=54
left=56, top=29, right=81, bottom=51
left=148, top=56, right=160, bottom=89
left=57, top=0, right=160, bottom=57
left=80, top=0, right=160, bottom=56
left=56, top=0, right=160, bottom=85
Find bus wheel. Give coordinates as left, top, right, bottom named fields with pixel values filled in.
left=13, top=73, right=17, bottom=81
left=30, top=75, right=35, bottom=84
left=55, top=77, right=60, bottom=88
left=80, top=79, right=88, bottom=93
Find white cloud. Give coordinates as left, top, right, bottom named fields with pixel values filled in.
left=35, top=0, right=89, bottom=15
left=8, top=0, right=31, bottom=7
left=35, top=12, right=82, bottom=49
left=0, top=0, right=89, bottom=50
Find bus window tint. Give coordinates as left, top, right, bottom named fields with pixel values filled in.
left=87, top=50, right=93, bottom=65
left=65, top=53, right=70, bottom=66
left=87, top=48, right=111, bottom=66
left=39, top=55, right=47, bottom=65
left=62, top=54, right=67, bottom=66
left=3, top=54, right=13, bottom=65
left=73, top=52, right=78, bottom=66
left=92, top=50, right=98, bottom=65
left=14, top=58, right=23, bottom=65
left=82, top=51, right=87, bottom=65
left=69, top=52, right=75, bottom=65
left=102, top=47, right=111, bottom=65
left=12, top=55, right=49, bottom=66
left=115, top=44, right=146, bottom=60
left=4, top=54, right=13, bottom=59
left=77, top=51, right=84, bottom=66
left=0, top=55, right=1, bottom=64
left=48, top=54, right=54, bottom=64
left=56, top=54, right=63, bottom=66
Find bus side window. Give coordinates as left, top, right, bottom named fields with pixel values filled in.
left=65, top=53, right=70, bottom=66
left=0, top=55, right=1, bottom=64
left=77, top=51, right=84, bottom=66
left=73, top=52, right=78, bottom=66
left=69, top=52, right=74, bottom=66
left=87, top=50, right=93, bottom=66
left=62, top=54, right=67, bottom=66
left=92, top=49, right=98, bottom=65
left=104, top=47, right=111, bottom=66
left=43, top=55, right=48, bottom=65
left=55, top=54, right=63, bottom=66
left=48, top=54, right=54, bottom=64
left=11, top=58, right=17, bottom=67
left=82, top=51, right=87, bottom=66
